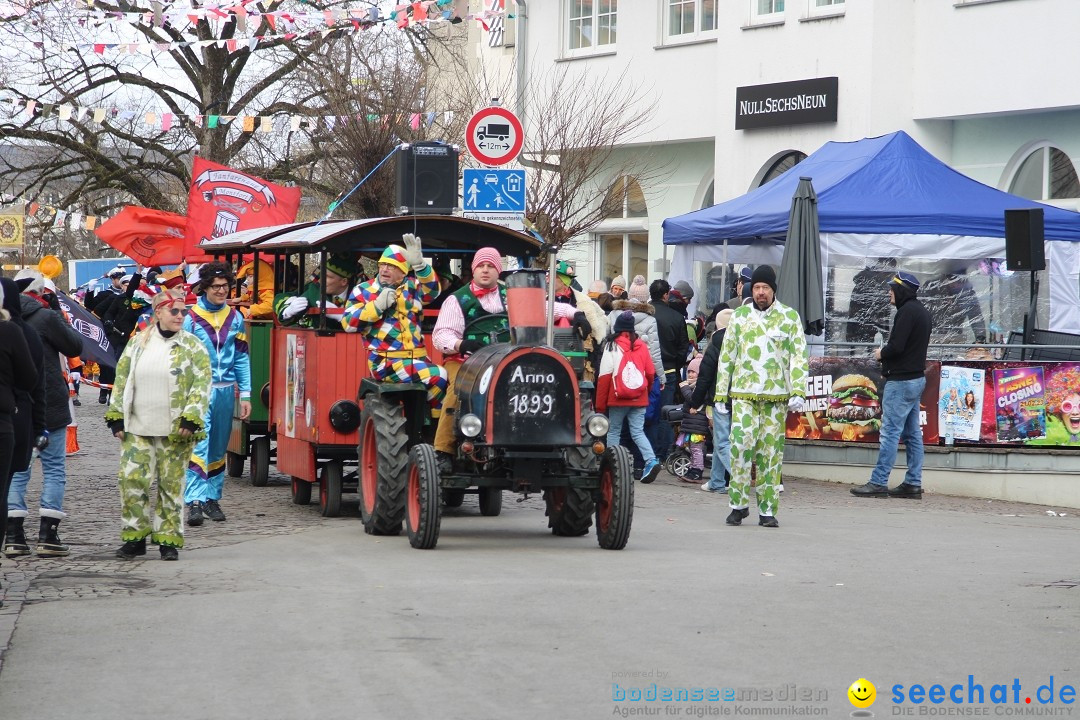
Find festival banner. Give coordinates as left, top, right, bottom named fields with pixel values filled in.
left=56, top=292, right=116, bottom=370
left=94, top=206, right=187, bottom=265
left=0, top=214, right=24, bottom=248
left=938, top=365, right=986, bottom=442
left=184, top=157, right=301, bottom=261
left=785, top=357, right=940, bottom=444
left=993, top=366, right=1046, bottom=442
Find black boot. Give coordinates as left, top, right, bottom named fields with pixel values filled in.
left=159, top=545, right=178, bottom=561
left=2, top=516, right=31, bottom=556
left=98, top=388, right=110, bottom=404
left=725, top=507, right=750, bottom=526
left=37, top=517, right=70, bottom=557
left=116, top=538, right=147, bottom=559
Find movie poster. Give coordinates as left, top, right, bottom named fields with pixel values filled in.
left=785, top=357, right=940, bottom=444
left=938, top=366, right=986, bottom=441
left=993, top=366, right=1046, bottom=442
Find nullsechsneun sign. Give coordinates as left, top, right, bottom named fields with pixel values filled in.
left=735, top=77, right=838, bottom=130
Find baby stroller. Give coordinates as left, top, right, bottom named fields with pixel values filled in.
left=659, top=404, right=713, bottom=479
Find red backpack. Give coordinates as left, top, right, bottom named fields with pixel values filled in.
left=611, top=341, right=648, bottom=401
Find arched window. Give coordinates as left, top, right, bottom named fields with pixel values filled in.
left=700, top=180, right=714, bottom=209
left=757, top=150, right=807, bottom=187
left=596, top=176, right=649, bottom=285
left=1009, top=145, right=1080, bottom=200
left=602, top=176, right=648, bottom=219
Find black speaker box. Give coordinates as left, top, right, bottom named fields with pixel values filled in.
left=1005, top=208, right=1046, bottom=271
left=395, top=142, right=459, bottom=215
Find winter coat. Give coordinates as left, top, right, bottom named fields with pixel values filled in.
left=688, top=328, right=726, bottom=410
left=0, top=319, right=36, bottom=416
left=715, top=300, right=809, bottom=403
left=608, top=300, right=665, bottom=385
left=677, top=382, right=711, bottom=436
left=594, top=333, right=657, bottom=413
left=651, top=299, right=691, bottom=373
left=20, top=294, right=84, bottom=431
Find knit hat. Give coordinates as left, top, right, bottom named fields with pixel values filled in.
left=555, top=259, right=575, bottom=288
left=152, top=288, right=186, bottom=311
left=610, top=275, right=627, bottom=293
left=613, top=310, right=635, bottom=334
left=715, top=308, right=734, bottom=330
left=687, top=356, right=703, bottom=375
left=750, top=265, right=777, bottom=293
left=14, top=268, right=44, bottom=295
left=587, top=280, right=607, bottom=298
left=472, top=247, right=502, bottom=273
left=379, top=244, right=409, bottom=273
left=628, top=274, right=649, bottom=303
left=739, top=266, right=753, bottom=282
left=890, top=270, right=921, bottom=292
left=673, top=280, right=695, bottom=302
left=326, top=252, right=359, bottom=280
left=131, top=285, right=154, bottom=307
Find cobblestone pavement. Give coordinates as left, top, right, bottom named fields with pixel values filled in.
left=3, top=396, right=1075, bottom=676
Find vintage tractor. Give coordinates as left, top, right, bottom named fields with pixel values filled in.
left=391, top=269, right=635, bottom=550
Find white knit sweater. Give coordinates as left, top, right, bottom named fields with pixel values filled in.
left=127, top=328, right=176, bottom=437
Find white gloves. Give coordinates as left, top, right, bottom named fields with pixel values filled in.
left=281, top=295, right=309, bottom=320
left=373, top=287, right=397, bottom=313
left=713, top=402, right=729, bottom=415
left=401, top=233, right=425, bottom=270
left=69, top=371, right=81, bottom=384
left=788, top=396, right=805, bottom=413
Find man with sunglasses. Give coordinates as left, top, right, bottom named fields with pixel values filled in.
left=182, top=262, right=251, bottom=526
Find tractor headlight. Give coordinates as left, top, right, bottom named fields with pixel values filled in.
left=586, top=413, right=609, bottom=438
left=459, top=413, right=483, bottom=438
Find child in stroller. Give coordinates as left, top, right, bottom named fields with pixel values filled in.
left=663, top=357, right=713, bottom=481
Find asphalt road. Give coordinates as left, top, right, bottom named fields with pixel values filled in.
left=1, top=401, right=1078, bottom=718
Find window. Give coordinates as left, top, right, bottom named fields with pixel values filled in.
left=755, top=150, right=807, bottom=188
left=806, top=0, right=844, bottom=19
left=666, top=0, right=717, bottom=39
left=1009, top=145, right=1080, bottom=201
left=567, top=0, right=618, bottom=54
left=754, top=0, right=784, bottom=16
left=595, top=176, right=649, bottom=286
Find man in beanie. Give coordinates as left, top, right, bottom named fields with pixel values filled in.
left=609, top=275, right=628, bottom=300
left=687, top=308, right=733, bottom=493
left=714, top=265, right=808, bottom=527
left=183, top=261, right=251, bottom=526
left=342, top=233, right=448, bottom=414
left=724, top=267, right=754, bottom=311
left=851, top=271, right=932, bottom=499
left=431, top=247, right=509, bottom=471
left=274, top=252, right=359, bottom=327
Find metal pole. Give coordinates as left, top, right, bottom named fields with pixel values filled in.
left=515, top=1, right=528, bottom=121
left=546, top=248, right=555, bottom=347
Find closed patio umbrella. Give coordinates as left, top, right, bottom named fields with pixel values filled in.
left=777, top=176, right=825, bottom=336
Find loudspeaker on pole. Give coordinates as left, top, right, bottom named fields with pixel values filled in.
left=1004, top=208, right=1046, bottom=272
left=395, top=142, right=459, bottom=215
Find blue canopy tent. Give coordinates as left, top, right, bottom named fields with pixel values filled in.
left=663, top=131, right=1080, bottom=333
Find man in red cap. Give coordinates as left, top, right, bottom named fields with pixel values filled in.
left=431, top=247, right=509, bottom=471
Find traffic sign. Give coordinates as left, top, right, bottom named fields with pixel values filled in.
left=463, top=169, right=525, bottom=212
left=465, top=106, right=524, bottom=166
left=463, top=212, right=525, bottom=232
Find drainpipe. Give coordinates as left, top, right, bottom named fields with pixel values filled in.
left=515, top=1, right=527, bottom=121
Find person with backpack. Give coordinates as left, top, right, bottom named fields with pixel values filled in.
left=595, top=311, right=661, bottom=484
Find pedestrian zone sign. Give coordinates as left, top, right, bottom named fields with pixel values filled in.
left=463, top=169, right=525, bottom=213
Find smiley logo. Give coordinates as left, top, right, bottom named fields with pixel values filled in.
left=848, top=678, right=876, bottom=708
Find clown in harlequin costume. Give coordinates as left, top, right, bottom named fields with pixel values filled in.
left=341, top=234, right=448, bottom=411
left=106, top=289, right=211, bottom=559
left=182, top=262, right=252, bottom=526
left=714, top=265, right=808, bottom=528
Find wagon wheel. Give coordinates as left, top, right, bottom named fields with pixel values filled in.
left=595, top=445, right=634, bottom=550
left=291, top=476, right=312, bottom=505
left=358, top=396, right=407, bottom=535
left=405, top=444, right=442, bottom=549
left=443, top=489, right=466, bottom=508
left=226, top=451, right=245, bottom=478
left=666, top=447, right=693, bottom=479
left=478, top=488, right=502, bottom=516
left=543, top=487, right=594, bottom=536
left=250, top=436, right=270, bottom=487
left=319, top=460, right=343, bottom=518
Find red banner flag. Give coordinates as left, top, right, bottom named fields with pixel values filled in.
left=185, top=156, right=301, bottom=260
left=94, top=206, right=188, bottom=265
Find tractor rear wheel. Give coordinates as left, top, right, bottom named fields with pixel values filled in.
left=226, top=451, right=245, bottom=478
left=291, top=476, right=312, bottom=505
left=319, top=461, right=343, bottom=518
left=443, top=489, right=465, bottom=508
left=358, top=397, right=407, bottom=535
left=478, top=488, right=502, bottom=516
left=544, top=487, right=594, bottom=536
left=596, top=446, right=634, bottom=550
left=405, top=444, right=442, bottom=549
left=250, top=436, right=270, bottom=487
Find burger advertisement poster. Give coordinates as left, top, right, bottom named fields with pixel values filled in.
left=938, top=366, right=985, bottom=442
left=785, top=357, right=939, bottom=443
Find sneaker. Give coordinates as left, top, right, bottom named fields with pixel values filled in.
left=725, top=507, right=750, bottom=526
left=98, top=388, right=110, bottom=405
left=159, top=545, right=179, bottom=561
left=641, top=460, right=661, bottom=484
left=187, top=502, right=205, bottom=527
left=116, top=538, right=147, bottom=559
left=850, top=482, right=889, bottom=498
left=72, top=397, right=81, bottom=407
left=758, top=515, right=779, bottom=528
left=203, top=499, right=226, bottom=522
left=700, top=482, right=728, bottom=494
left=778, top=483, right=785, bottom=494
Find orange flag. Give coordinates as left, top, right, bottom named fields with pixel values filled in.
left=94, top=206, right=189, bottom=265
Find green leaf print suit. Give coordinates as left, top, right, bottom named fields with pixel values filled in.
left=714, top=300, right=808, bottom=517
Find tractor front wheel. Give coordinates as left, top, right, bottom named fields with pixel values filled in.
left=226, top=451, right=245, bottom=478
left=596, top=446, right=634, bottom=550
left=358, top=397, right=407, bottom=535
left=319, top=461, right=343, bottom=518
left=250, top=436, right=270, bottom=487
left=405, top=444, right=442, bottom=549
left=478, top=488, right=502, bottom=516
left=544, top=487, right=594, bottom=536
left=291, top=476, right=312, bottom=505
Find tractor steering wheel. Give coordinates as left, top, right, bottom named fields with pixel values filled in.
left=462, top=312, right=510, bottom=346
